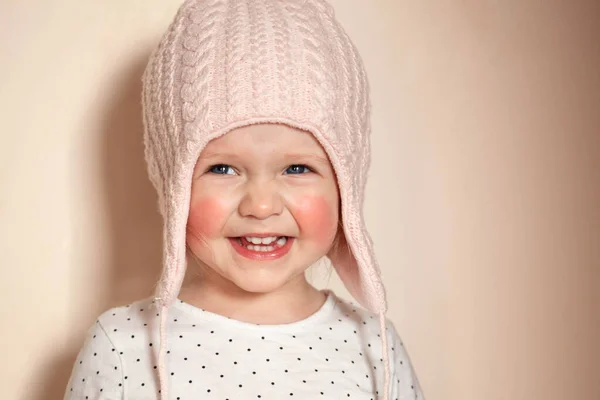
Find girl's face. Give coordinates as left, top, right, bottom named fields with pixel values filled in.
left=186, top=123, right=340, bottom=294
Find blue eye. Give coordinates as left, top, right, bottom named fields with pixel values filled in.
left=285, top=164, right=312, bottom=175
left=208, top=164, right=235, bottom=175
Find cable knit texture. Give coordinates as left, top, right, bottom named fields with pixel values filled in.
left=141, top=0, right=390, bottom=398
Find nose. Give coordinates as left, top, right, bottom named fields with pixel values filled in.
left=238, top=180, right=284, bottom=220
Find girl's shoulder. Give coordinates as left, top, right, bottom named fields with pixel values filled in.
left=329, top=292, right=402, bottom=341
left=95, top=296, right=158, bottom=333
left=65, top=297, right=157, bottom=398
left=330, top=293, right=425, bottom=398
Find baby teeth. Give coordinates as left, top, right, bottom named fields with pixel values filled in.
left=247, top=245, right=275, bottom=252
left=243, top=236, right=288, bottom=251
left=245, top=236, right=278, bottom=245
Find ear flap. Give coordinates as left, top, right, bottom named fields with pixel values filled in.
left=325, top=188, right=387, bottom=313
left=327, top=228, right=364, bottom=302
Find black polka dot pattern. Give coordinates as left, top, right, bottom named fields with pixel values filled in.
left=64, top=291, right=424, bottom=399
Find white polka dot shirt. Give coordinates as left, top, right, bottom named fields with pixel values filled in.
left=65, top=291, right=424, bottom=399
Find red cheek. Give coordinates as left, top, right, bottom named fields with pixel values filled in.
left=187, top=197, right=226, bottom=239
left=292, top=195, right=338, bottom=241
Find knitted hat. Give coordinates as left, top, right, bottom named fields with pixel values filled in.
left=141, top=0, right=389, bottom=398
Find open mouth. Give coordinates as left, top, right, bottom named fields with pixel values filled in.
left=236, top=236, right=288, bottom=252
left=228, top=235, right=294, bottom=260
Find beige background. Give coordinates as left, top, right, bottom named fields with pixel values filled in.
left=1, top=0, right=598, bottom=399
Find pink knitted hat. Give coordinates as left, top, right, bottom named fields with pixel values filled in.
left=141, top=0, right=389, bottom=398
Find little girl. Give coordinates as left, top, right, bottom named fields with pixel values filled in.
left=65, top=0, right=425, bottom=399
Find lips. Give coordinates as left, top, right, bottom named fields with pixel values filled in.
left=228, top=235, right=294, bottom=261
left=236, top=232, right=290, bottom=238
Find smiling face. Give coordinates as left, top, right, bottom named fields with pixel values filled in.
left=185, top=123, right=340, bottom=295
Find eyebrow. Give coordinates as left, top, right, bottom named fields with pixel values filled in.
left=282, top=153, right=330, bottom=167
left=199, top=151, right=244, bottom=162
left=200, top=151, right=330, bottom=166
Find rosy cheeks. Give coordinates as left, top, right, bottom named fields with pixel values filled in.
left=187, top=196, right=229, bottom=240
left=290, top=195, right=338, bottom=242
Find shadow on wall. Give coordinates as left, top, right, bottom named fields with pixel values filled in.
left=29, top=50, right=163, bottom=400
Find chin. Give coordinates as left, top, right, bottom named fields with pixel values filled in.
left=226, top=266, right=304, bottom=295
